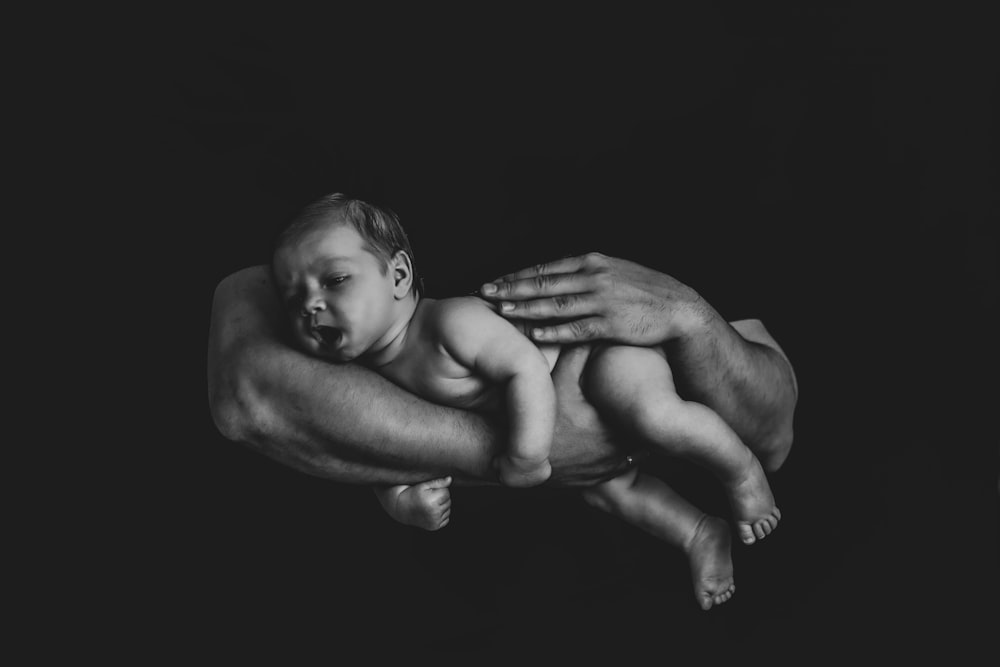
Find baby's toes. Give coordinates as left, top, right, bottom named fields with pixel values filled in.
left=715, top=586, right=734, bottom=605
left=759, top=511, right=781, bottom=536
left=426, top=512, right=450, bottom=531
left=753, top=521, right=770, bottom=541
left=737, top=522, right=757, bottom=545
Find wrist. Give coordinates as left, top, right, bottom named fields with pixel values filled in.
left=666, top=289, right=715, bottom=341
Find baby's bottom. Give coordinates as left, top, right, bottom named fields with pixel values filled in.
left=582, top=467, right=735, bottom=610
left=582, top=344, right=780, bottom=544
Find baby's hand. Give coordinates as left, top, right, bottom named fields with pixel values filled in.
left=497, top=456, right=552, bottom=488
left=391, top=478, right=452, bottom=531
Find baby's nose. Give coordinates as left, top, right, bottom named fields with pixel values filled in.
left=301, top=295, right=327, bottom=318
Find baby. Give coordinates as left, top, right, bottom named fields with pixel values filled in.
left=271, top=193, right=781, bottom=610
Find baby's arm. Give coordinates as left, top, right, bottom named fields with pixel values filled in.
left=439, top=298, right=555, bottom=487
left=373, top=479, right=452, bottom=531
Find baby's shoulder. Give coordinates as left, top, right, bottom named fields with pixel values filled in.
left=424, top=295, right=503, bottom=338
left=427, top=295, right=496, bottom=321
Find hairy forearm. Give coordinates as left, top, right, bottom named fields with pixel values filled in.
left=668, top=301, right=798, bottom=471
left=207, top=267, right=501, bottom=485
left=215, top=346, right=500, bottom=485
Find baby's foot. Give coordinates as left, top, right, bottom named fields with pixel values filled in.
left=497, top=455, right=552, bottom=488
left=728, top=455, right=781, bottom=545
left=394, top=478, right=452, bottom=531
left=686, top=514, right=735, bottom=610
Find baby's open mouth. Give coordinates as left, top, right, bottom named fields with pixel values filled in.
left=313, top=325, right=341, bottom=347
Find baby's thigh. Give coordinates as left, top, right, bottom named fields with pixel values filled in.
left=583, top=344, right=679, bottom=409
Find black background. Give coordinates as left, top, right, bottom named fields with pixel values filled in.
left=94, top=3, right=997, bottom=662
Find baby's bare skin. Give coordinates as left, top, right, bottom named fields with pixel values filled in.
left=728, top=455, right=782, bottom=544
left=215, top=245, right=797, bottom=612
left=375, top=478, right=453, bottom=531
left=686, top=515, right=735, bottom=610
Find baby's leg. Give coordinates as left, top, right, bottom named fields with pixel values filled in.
left=585, top=345, right=780, bottom=545
left=582, top=467, right=735, bottom=610
left=373, top=478, right=452, bottom=531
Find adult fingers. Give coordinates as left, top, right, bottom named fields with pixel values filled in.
left=529, top=317, right=607, bottom=344
left=496, top=292, right=593, bottom=320
left=480, top=272, right=592, bottom=301
left=492, top=255, right=591, bottom=283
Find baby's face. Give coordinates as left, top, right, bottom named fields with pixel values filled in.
left=272, top=223, right=398, bottom=362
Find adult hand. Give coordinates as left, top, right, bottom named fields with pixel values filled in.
left=479, top=253, right=709, bottom=346
left=477, top=253, right=798, bottom=472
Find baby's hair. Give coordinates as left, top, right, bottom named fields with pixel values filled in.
left=275, top=193, right=423, bottom=296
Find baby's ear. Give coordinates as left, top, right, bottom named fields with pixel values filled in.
left=391, top=250, right=414, bottom=298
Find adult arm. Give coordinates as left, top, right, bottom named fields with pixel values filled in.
left=207, top=266, right=630, bottom=487
left=479, top=253, right=798, bottom=471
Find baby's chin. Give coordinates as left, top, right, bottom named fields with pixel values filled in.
left=324, top=348, right=359, bottom=363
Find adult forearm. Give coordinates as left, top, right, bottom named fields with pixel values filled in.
left=207, top=267, right=500, bottom=485
left=216, top=346, right=500, bottom=485
left=668, top=300, right=797, bottom=471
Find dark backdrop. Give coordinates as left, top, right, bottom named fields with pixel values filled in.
left=106, top=4, right=995, bottom=662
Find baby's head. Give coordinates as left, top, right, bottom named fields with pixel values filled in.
left=271, top=193, right=421, bottom=362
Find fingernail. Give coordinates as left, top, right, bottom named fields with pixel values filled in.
left=500, top=302, right=514, bottom=312
left=481, top=283, right=497, bottom=295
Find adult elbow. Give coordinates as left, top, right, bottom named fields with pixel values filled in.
left=209, top=383, right=248, bottom=442
left=761, top=425, right=794, bottom=473
left=208, top=369, right=267, bottom=444
left=210, top=392, right=246, bottom=442
left=761, top=366, right=798, bottom=473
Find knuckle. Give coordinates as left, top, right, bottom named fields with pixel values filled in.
left=520, top=300, right=540, bottom=315
left=533, top=274, right=549, bottom=290
left=584, top=320, right=605, bottom=339
left=552, top=294, right=573, bottom=311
